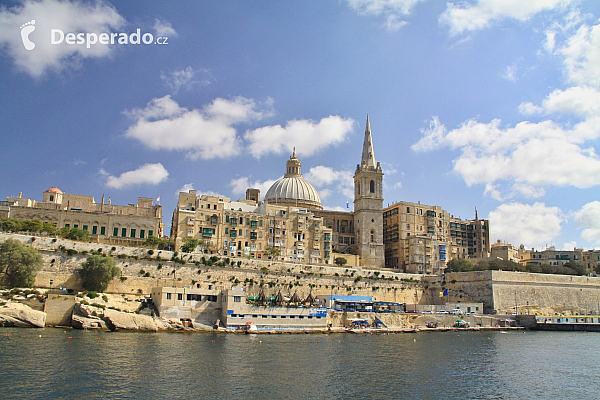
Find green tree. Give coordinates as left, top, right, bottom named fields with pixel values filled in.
left=60, top=227, right=90, bottom=242
left=446, top=258, right=474, bottom=272
left=0, top=239, right=43, bottom=287
left=334, top=257, right=348, bottom=267
left=143, top=235, right=170, bottom=250
left=1, top=218, right=22, bottom=232
left=264, top=246, right=281, bottom=258
left=20, top=219, right=42, bottom=233
left=181, top=237, right=199, bottom=253
left=79, top=255, right=120, bottom=292
left=41, top=222, right=58, bottom=235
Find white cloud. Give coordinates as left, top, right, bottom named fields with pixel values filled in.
left=380, top=162, right=398, bottom=176
left=558, top=22, right=600, bottom=88
left=322, top=205, right=351, bottom=212
left=153, top=19, right=177, bottom=37
left=412, top=116, right=600, bottom=198
left=0, top=0, right=125, bottom=77
left=229, top=177, right=279, bottom=200
left=102, top=163, right=169, bottom=189
left=563, top=241, right=578, bottom=250
left=304, top=166, right=354, bottom=199
left=440, top=0, right=576, bottom=37
left=346, top=0, right=424, bottom=31
left=347, top=0, right=423, bottom=16
left=518, top=102, right=543, bottom=115
left=176, top=183, right=195, bottom=196
left=542, top=86, right=600, bottom=118
left=384, top=14, right=408, bottom=32
left=573, top=201, right=600, bottom=246
left=488, top=202, right=564, bottom=248
left=501, top=63, right=518, bottom=82
left=544, top=29, right=557, bottom=53
left=124, top=95, right=271, bottom=160
left=244, top=116, right=355, bottom=159
left=160, top=67, right=212, bottom=93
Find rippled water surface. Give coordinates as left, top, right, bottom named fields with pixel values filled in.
left=1, top=328, right=599, bottom=399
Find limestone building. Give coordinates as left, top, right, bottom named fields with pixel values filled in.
left=519, top=246, right=582, bottom=267
left=2, top=187, right=163, bottom=245
left=383, top=202, right=489, bottom=274
left=171, top=116, right=385, bottom=267
left=489, top=240, right=520, bottom=263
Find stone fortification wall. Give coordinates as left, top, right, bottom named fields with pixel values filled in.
left=1, top=233, right=426, bottom=304
left=446, top=270, right=600, bottom=315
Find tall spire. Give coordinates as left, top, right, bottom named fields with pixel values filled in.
left=361, top=114, right=376, bottom=168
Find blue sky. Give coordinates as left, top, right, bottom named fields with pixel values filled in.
left=1, top=0, right=600, bottom=251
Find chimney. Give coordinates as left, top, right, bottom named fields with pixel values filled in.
left=18, top=192, right=22, bottom=198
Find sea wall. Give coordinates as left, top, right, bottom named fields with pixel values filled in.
left=1, top=233, right=426, bottom=304
left=446, top=270, right=600, bottom=315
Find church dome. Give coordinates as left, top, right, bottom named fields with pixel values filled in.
left=264, top=149, right=322, bottom=210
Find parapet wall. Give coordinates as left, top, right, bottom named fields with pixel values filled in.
left=446, top=270, right=600, bottom=315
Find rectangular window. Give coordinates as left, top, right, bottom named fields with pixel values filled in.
left=113, top=227, right=118, bottom=236
left=100, top=226, right=106, bottom=235
left=92, top=226, right=97, bottom=234
left=130, top=229, right=136, bottom=238
left=226, top=215, right=230, bottom=222
left=225, top=228, right=229, bottom=234
left=121, top=228, right=126, bottom=237
left=82, top=225, right=88, bottom=231
left=177, top=293, right=183, bottom=300
left=140, top=230, right=145, bottom=239
left=166, top=293, right=171, bottom=300
left=234, top=296, right=241, bottom=303
left=148, top=230, right=153, bottom=237
left=65, top=224, right=70, bottom=228
left=246, top=218, right=250, bottom=225
left=74, top=224, right=79, bottom=228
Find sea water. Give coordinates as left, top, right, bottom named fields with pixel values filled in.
left=0, top=328, right=598, bottom=399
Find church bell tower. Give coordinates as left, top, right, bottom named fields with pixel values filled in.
left=353, top=115, right=384, bottom=267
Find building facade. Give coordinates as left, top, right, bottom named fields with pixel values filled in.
left=490, top=240, right=520, bottom=263
left=171, top=190, right=334, bottom=264
left=582, top=250, right=600, bottom=273
left=172, top=116, right=385, bottom=267
left=520, top=246, right=583, bottom=267
left=383, top=202, right=489, bottom=274
left=2, top=187, right=163, bottom=245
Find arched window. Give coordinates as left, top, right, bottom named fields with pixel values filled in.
left=370, top=180, right=375, bottom=193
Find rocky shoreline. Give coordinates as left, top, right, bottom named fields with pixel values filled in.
left=1, top=299, right=525, bottom=333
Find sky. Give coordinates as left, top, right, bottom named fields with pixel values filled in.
left=1, top=0, right=600, bottom=251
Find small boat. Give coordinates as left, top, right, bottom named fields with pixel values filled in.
left=244, top=321, right=258, bottom=333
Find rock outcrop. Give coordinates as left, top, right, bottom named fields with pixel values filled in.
left=71, top=303, right=206, bottom=332
left=0, top=302, right=46, bottom=328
